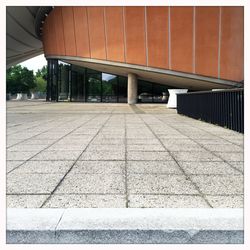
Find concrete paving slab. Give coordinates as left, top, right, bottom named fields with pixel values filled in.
left=91, top=138, right=125, bottom=144
left=7, top=139, right=25, bottom=146
left=156, top=134, right=189, bottom=139
left=7, top=161, right=24, bottom=172
left=32, top=150, right=82, bottom=161
left=33, top=133, right=67, bottom=139
left=126, top=139, right=160, bottom=145
left=72, top=161, right=125, bottom=174
left=167, top=144, right=206, bottom=152
left=205, top=195, right=243, bottom=208
left=229, top=162, right=244, bottom=173
left=171, top=151, right=223, bottom=162
left=95, top=134, right=125, bottom=139
left=11, top=160, right=74, bottom=174
left=79, top=150, right=125, bottom=161
left=7, top=151, right=38, bottom=161
left=86, top=144, right=125, bottom=151
left=21, top=139, right=57, bottom=145
left=7, top=144, right=48, bottom=152
left=178, top=161, right=241, bottom=175
left=127, top=174, right=199, bottom=194
left=55, top=173, right=125, bottom=194
left=196, top=139, right=233, bottom=145
left=7, top=172, right=65, bottom=194
left=49, top=145, right=90, bottom=151
left=190, top=175, right=243, bottom=195
left=127, top=151, right=173, bottom=161
left=215, top=152, right=244, bottom=162
left=6, top=102, right=244, bottom=209
left=226, top=139, right=244, bottom=147
left=7, top=195, right=49, bottom=208
left=161, top=138, right=198, bottom=146
left=43, top=194, right=126, bottom=208
left=202, top=144, right=243, bottom=152
left=127, top=161, right=182, bottom=174
left=128, top=195, right=209, bottom=208
left=127, top=144, right=165, bottom=151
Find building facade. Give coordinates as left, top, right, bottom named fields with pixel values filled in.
left=7, top=6, right=244, bottom=104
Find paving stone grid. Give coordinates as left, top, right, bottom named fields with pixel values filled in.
left=6, top=101, right=244, bottom=208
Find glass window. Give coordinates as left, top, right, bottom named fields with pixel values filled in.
left=152, top=83, right=168, bottom=103
left=102, top=73, right=118, bottom=103
left=138, top=80, right=153, bottom=103
left=86, top=73, right=102, bottom=102
left=118, top=76, right=127, bottom=103
left=58, top=64, right=70, bottom=101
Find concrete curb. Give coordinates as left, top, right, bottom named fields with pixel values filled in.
left=7, top=208, right=244, bottom=244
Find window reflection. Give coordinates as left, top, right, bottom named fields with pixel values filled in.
left=47, top=59, right=171, bottom=103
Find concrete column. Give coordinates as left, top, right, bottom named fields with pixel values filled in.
left=127, top=73, right=138, bottom=104
left=167, top=89, right=188, bottom=108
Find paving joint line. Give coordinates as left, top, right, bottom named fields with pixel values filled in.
left=7, top=115, right=79, bottom=149
left=155, top=115, right=244, bottom=175
left=7, top=115, right=98, bottom=174
left=168, top=114, right=243, bottom=148
left=139, top=114, right=213, bottom=208
left=7, top=117, right=58, bottom=136
left=7, top=192, right=243, bottom=196
left=40, top=114, right=113, bottom=208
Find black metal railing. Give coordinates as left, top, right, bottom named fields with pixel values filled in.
left=177, top=89, right=244, bottom=133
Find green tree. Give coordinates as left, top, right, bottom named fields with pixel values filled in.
left=36, top=65, right=47, bottom=80
left=6, top=65, right=36, bottom=94
left=33, top=76, right=46, bottom=92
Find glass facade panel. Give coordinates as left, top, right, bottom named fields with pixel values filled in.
left=58, top=64, right=70, bottom=101
left=47, top=59, right=171, bottom=104
left=152, top=83, right=169, bottom=103
left=118, top=76, right=127, bottom=103
left=138, top=80, right=153, bottom=103
left=86, top=73, right=102, bottom=102
left=71, top=71, right=85, bottom=102
left=138, top=80, right=169, bottom=103
left=102, top=73, right=118, bottom=103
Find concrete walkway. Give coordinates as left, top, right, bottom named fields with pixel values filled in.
left=7, top=101, right=243, bottom=208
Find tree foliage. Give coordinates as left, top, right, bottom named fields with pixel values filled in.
left=6, top=65, right=48, bottom=94
left=36, top=65, right=47, bottom=80
left=6, top=65, right=36, bottom=94
left=34, top=76, right=47, bottom=92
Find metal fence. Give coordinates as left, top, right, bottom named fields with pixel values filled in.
left=177, top=89, right=244, bottom=133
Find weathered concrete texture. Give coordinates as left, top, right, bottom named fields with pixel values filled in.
left=43, top=194, right=126, bottom=208
left=7, top=195, right=49, bottom=208
left=7, top=208, right=243, bottom=244
left=127, top=73, right=138, bottom=104
left=6, top=101, right=244, bottom=208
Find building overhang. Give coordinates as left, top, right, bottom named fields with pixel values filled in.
left=46, top=55, right=242, bottom=90
left=6, top=6, right=52, bottom=68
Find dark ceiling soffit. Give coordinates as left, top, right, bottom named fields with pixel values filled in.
left=7, top=9, right=38, bottom=39
left=7, top=33, right=36, bottom=49
left=34, top=6, right=53, bottom=39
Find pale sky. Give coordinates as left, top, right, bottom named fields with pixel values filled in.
left=19, top=54, right=47, bottom=73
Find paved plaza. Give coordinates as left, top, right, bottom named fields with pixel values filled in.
left=6, top=101, right=244, bottom=208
